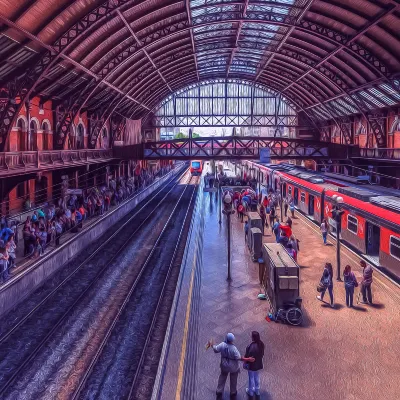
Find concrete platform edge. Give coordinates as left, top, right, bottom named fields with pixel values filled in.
left=0, top=164, right=186, bottom=318
left=152, top=174, right=206, bottom=400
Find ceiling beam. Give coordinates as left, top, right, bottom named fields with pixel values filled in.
left=0, top=12, right=150, bottom=110
left=281, top=2, right=398, bottom=93
left=255, top=0, right=315, bottom=81
left=226, top=0, right=250, bottom=76
left=116, top=9, right=173, bottom=93
left=185, top=0, right=200, bottom=81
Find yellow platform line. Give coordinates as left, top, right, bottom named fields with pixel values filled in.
left=175, top=257, right=196, bottom=400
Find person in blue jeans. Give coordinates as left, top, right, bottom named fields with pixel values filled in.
left=245, top=331, right=264, bottom=399
left=343, top=265, right=358, bottom=307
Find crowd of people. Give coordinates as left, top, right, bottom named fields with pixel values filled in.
left=0, top=164, right=173, bottom=283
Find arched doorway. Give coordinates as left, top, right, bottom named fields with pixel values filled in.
left=101, top=127, right=109, bottom=149
left=29, top=119, right=38, bottom=151
left=77, top=124, right=84, bottom=149
left=16, top=117, right=27, bottom=151
left=42, top=120, right=51, bottom=150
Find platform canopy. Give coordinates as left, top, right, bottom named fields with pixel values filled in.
left=1, top=0, right=400, bottom=148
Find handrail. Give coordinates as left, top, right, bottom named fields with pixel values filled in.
left=358, top=148, right=400, bottom=160
left=0, top=149, right=114, bottom=172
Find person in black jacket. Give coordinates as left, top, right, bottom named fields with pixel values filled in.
left=244, top=331, right=265, bottom=399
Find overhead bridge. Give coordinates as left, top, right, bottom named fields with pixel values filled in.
left=115, top=137, right=355, bottom=161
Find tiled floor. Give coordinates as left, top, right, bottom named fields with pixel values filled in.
left=164, top=186, right=400, bottom=400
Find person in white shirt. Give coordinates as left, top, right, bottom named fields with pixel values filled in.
left=320, top=219, right=329, bottom=245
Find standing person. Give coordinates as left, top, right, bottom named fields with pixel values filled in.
left=244, top=331, right=264, bottom=400
left=316, top=262, right=334, bottom=308
left=320, top=219, right=329, bottom=245
left=360, top=260, right=373, bottom=304
left=244, top=220, right=249, bottom=243
left=272, top=218, right=280, bottom=241
left=259, top=205, right=266, bottom=236
left=343, top=265, right=358, bottom=307
left=284, top=196, right=289, bottom=217
left=289, top=198, right=295, bottom=218
left=286, top=216, right=292, bottom=229
left=238, top=204, right=245, bottom=223
left=208, top=333, right=255, bottom=400
left=0, top=246, right=10, bottom=282
left=269, top=205, right=276, bottom=229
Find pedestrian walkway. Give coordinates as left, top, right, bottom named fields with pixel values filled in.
left=159, top=183, right=400, bottom=400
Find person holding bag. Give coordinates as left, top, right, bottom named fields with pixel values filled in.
left=343, top=265, right=358, bottom=307
left=244, top=331, right=265, bottom=400
left=316, top=263, right=334, bottom=308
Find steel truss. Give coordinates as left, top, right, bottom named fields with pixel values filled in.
left=0, top=0, right=398, bottom=152
left=139, top=137, right=349, bottom=160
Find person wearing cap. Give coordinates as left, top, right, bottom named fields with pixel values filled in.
left=360, top=260, right=373, bottom=304
left=207, top=333, right=255, bottom=399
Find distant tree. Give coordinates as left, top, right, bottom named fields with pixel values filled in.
left=192, top=132, right=200, bottom=138
left=174, top=132, right=188, bottom=139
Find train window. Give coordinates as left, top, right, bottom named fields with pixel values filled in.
left=347, top=215, right=358, bottom=234
left=390, top=236, right=400, bottom=260
left=300, top=192, right=306, bottom=203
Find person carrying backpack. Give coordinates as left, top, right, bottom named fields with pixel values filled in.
left=343, top=265, right=358, bottom=307
left=316, top=262, right=334, bottom=308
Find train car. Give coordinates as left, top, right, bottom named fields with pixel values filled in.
left=242, top=160, right=400, bottom=279
left=190, top=160, right=203, bottom=176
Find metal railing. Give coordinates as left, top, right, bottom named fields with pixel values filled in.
left=358, top=148, right=400, bottom=160
left=0, top=149, right=114, bottom=172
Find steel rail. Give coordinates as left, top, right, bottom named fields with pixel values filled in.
left=0, top=168, right=190, bottom=396
left=71, top=174, right=197, bottom=400
left=127, top=176, right=198, bottom=399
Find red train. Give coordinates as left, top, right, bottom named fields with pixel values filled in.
left=243, top=161, right=400, bottom=279
left=190, top=160, right=204, bottom=176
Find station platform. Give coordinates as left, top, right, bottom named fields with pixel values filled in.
left=155, top=170, right=400, bottom=400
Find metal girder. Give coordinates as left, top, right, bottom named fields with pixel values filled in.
left=116, top=9, right=173, bottom=93
left=255, top=0, right=315, bottom=81
left=185, top=0, right=200, bottom=81
left=0, top=6, right=148, bottom=151
left=110, top=114, right=126, bottom=144
left=54, top=79, right=98, bottom=150
left=281, top=2, right=398, bottom=94
left=226, top=0, right=249, bottom=76
left=351, top=93, right=387, bottom=147
left=91, top=14, right=391, bottom=104
left=135, top=136, right=347, bottom=160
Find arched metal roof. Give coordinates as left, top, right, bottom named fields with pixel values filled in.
left=0, top=0, right=400, bottom=148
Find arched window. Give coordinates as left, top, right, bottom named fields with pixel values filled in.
left=17, top=117, right=26, bottom=131
left=29, top=119, right=38, bottom=151
left=77, top=124, right=85, bottom=149
left=102, top=127, right=108, bottom=148
left=390, top=118, right=400, bottom=134
left=42, top=120, right=51, bottom=150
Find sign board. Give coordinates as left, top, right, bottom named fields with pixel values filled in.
left=260, top=148, right=271, bottom=163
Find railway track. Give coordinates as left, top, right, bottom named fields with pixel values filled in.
left=73, top=176, right=198, bottom=400
left=0, top=169, right=195, bottom=399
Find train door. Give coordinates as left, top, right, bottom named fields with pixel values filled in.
left=282, top=183, right=287, bottom=198
left=294, top=187, right=299, bottom=206
left=308, top=194, right=315, bottom=216
left=366, top=222, right=380, bottom=256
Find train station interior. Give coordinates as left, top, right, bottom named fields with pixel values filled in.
left=0, top=1, right=399, bottom=399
